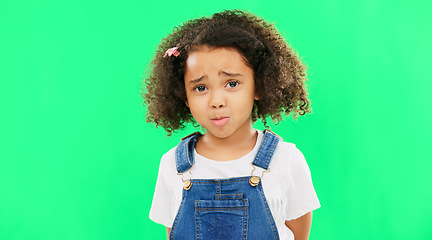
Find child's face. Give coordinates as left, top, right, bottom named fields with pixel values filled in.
left=184, top=46, right=258, bottom=140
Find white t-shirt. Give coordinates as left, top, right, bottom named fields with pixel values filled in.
left=149, top=130, right=320, bottom=240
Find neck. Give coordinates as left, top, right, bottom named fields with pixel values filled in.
left=196, top=121, right=258, bottom=161
left=214, top=127, right=255, bottom=146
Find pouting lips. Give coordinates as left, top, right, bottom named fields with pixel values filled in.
left=210, top=117, right=229, bottom=127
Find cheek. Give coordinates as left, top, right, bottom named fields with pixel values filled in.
left=185, top=97, right=203, bottom=113
left=187, top=102, right=206, bottom=122
left=236, top=89, right=256, bottom=107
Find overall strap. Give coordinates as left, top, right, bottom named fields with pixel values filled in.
left=175, top=130, right=280, bottom=173
left=252, top=130, right=281, bottom=170
left=175, top=132, right=201, bottom=173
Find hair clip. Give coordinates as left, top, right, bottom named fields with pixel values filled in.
left=164, top=47, right=180, bottom=58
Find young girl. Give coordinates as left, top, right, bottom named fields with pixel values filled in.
left=142, top=10, right=320, bottom=240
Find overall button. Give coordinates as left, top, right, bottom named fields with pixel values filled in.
left=249, top=176, right=260, bottom=186
left=183, top=179, right=192, bottom=190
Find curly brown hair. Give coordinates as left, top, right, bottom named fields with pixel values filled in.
left=141, top=9, right=311, bottom=135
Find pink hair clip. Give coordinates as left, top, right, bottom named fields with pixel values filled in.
left=164, top=47, right=180, bottom=58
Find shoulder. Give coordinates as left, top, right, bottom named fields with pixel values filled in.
left=159, top=131, right=199, bottom=173
left=157, top=146, right=178, bottom=179
left=161, top=145, right=177, bottom=161
left=255, top=130, right=306, bottom=168
left=275, top=140, right=299, bottom=155
left=271, top=139, right=311, bottom=175
left=273, top=140, right=305, bottom=163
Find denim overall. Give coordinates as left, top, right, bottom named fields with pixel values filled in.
left=169, top=130, right=281, bottom=240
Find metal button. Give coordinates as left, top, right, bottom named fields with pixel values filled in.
left=183, top=179, right=192, bottom=190
left=249, top=176, right=260, bottom=187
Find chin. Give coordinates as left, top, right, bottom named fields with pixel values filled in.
left=205, top=128, right=233, bottom=139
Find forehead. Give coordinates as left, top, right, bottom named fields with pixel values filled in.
left=185, top=46, right=252, bottom=76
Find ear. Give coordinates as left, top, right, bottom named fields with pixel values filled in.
left=185, top=98, right=189, bottom=107
left=254, top=92, right=259, bottom=101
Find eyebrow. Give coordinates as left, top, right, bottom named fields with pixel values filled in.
left=188, top=76, right=205, bottom=85
left=219, top=71, right=242, bottom=77
left=188, top=71, right=242, bottom=85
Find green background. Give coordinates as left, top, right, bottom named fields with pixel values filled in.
left=1, top=0, right=431, bottom=239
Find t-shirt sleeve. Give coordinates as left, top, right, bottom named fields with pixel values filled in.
left=284, top=145, right=321, bottom=221
left=149, top=153, right=174, bottom=227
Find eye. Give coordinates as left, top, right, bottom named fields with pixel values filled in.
left=193, top=85, right=207, bottom=92
left=226, top=80, right=239, bottom=88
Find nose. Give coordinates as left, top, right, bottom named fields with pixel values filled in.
left=209, top=90, right=226, bottom=109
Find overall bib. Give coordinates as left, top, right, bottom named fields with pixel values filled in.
left=169, top=130, right=281, bottom=240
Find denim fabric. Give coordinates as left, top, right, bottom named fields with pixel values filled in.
left=175, top=132, right=202, bottom=173
left=175, top=130, right=278, bottom=172
left=252, top=130, right=280, bottom=170
left=170, top=130, right=280, bottom=240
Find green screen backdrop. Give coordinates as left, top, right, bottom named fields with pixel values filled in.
left=1, top=0, right=431, bottom=239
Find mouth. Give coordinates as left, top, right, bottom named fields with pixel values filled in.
left=210, top=117, right=229, bottom=127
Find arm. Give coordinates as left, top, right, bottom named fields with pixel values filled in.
left=166, top=227, right=171, bottom=240
left=285, top=211, right=313, bottom=240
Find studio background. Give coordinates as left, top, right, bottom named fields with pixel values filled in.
left=1, top=0, right=431, bottom=239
